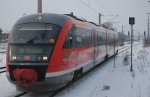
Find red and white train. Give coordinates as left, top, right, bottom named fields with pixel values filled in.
left=6, top=13, right=119, bottom=92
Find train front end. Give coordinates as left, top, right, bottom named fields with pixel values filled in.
left=6, top=13, right=73, bottom=92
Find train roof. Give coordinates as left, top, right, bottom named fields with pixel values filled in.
left=14, top=13, right=68, bottom=27
left=14, top=13, right=116, bottom=32
left=14, top=13, right=100, bottom=28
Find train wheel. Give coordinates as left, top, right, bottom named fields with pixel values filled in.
left=72, top=68, right=83, bottom=82
left=105, top=55, right=108, bottom=60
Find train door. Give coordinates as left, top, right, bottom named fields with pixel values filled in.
left=92, top=30, right=98, bottom=65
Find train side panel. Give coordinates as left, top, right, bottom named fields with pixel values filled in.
left=47, top=19, right=75, bottom=73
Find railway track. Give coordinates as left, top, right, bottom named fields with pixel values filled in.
left=14, top=92, right=28, bottom=97
left=0, top=51, right=6, bottom=53
left=117, top=42, right=143, bottom=54
left=0, top=66, right=6, bottom=73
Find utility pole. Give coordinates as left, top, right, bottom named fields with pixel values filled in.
left=122, top=25, right=124, bottom=32
left=121, top=25, right=124, bottom=45
left=129, top=17, right=135, bottom=72
left=130, top=25, right=133, bottom=71
left=147, top=13, right=150, bottom=38
left=144, top=31, right=146, bottom=39
left=138, top=32, right=140, bottom=40
left=122, top=25, right=124, bottom=34
left=99, top=13, right=102, bottom=26
left=38, top=0, right=42, bottom=13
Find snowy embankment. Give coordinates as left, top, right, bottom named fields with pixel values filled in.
left=1, top=42, right=150, bottom=97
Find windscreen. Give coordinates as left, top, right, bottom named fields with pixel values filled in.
left=9, top=23, right=60, bottom=44
left=9, top=23, right=61, bottom=62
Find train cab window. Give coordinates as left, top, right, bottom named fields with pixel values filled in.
left=10, top=23, right=60, bottom=44
left=63, top=27, right=76, bottom=48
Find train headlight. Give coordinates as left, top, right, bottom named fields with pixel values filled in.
left=12, top=56, right=17, bottom=60
left=43, top=56, right=48, bottom=61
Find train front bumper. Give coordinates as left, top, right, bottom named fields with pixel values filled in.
left=6, top=72, right=73, bottom=92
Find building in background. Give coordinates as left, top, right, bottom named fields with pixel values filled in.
left=0, top=28, right=9, bottom=43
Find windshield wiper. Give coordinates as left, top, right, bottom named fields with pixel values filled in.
left=25, top=37, right=38, bottom=43
left=25, top=33, right=48, bottom=44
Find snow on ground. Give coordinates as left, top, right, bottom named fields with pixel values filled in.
left=0, top=43, right=7, bottom=67
left=0, top=53, right=6, bottom=67
left=1, top=42, right=150, bottom=97
left=0, top=73, right=21, bottom=97
left=0, top=47, right=22, bottom=97
left=55, top=42, right=150, bottom=97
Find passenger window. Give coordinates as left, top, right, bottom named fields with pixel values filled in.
left=63, top=27, right=76, bottom=48
left=76, top=35, right=83, bottom=47
left=69, top=35, right=73, bottom=45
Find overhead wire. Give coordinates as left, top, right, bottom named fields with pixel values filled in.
left=107, top=15, right=119, bottom=23
left=93, top=0, right=115, bottom=16
left=77, top=0, right=110, bottom=22
left=77, top=0, right=119, bottom=26
left=93, top=0, right=120, bottom=23
left=78, top=0, right=99, bottom=14
left=77, top=0, right=105, bottom=24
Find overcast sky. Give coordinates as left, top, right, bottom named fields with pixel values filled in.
left=0, top=0, right=149, bottom=35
